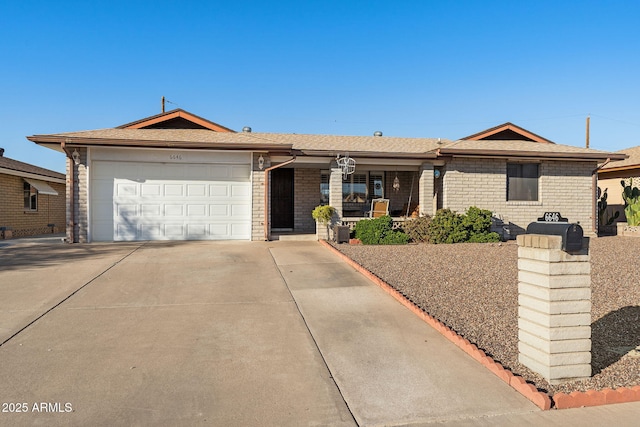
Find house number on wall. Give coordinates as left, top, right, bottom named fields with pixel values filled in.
left=169, top=154, right=183, bottom=160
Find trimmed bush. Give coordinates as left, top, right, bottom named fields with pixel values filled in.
left=428, top=209, right=467, bottom=244
left=428, top=207, right=500, bottom=244
left=354, top=215, right=409, bottom=245
left=402, top=216, right=432, bottom=243
left=463, top=206, right=500, bottom=243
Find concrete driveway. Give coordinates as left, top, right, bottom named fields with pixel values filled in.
left=2, top=240, right=640, bottom=426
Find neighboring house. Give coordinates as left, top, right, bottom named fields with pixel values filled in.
left=597, top=145, right=640, bottom=226
left=27, top=110, right=625, bottom=243
left=0, top=148, right=66, bottom=239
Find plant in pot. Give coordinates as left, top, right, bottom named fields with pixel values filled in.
left=312, top=205, right=336, bottom=240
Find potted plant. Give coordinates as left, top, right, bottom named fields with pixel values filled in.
left=312, top=205, right=335, bottom=241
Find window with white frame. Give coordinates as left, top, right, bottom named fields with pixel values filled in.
left=507, top=163, right=539, bottom=201
left=24, top=181, right=38, bottom=211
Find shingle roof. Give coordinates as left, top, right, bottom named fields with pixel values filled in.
left=28, top=128, right=624, bottom=162
left=0, top=156, right=65, bottom=181
left=600, top=146, right=640, bottom=170
left=28, top=129, right=448, bottom=157
left=440, top=139, right=625, bottom=160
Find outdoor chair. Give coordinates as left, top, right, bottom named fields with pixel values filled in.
left=369, top=198, right=389, bottom=218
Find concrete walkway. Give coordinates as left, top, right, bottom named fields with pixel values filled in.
left=1, top=240, right=639, bottom=426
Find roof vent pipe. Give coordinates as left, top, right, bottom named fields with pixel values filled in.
left=374, top=131, right=383, bottom=137
left=0, top=148, right=4, bottom=157
left=242, top=126, right=252, bottom=133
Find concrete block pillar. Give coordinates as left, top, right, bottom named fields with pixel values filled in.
left=329, top=167, right=343, bottom=219
left=517, top=234, right=591, bottom=384
left=418, top=163, right=434, bottom=216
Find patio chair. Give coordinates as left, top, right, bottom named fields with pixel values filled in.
left=369, top=198, right=389, bottom=218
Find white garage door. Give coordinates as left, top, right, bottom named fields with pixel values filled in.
left=91, top=160, right=251, bottom=241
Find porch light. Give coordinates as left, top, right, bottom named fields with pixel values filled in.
left=258, top=154, right=265, bottom=170
left=393, top=173, right=400, bottom=192
left=71, top=149, right=81, bottom=165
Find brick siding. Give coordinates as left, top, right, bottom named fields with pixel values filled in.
left=0, top=173, right=66, bottom=238
left=442, top=158, right=596, bottom=235
left=294, top=168, right=320, bottom=233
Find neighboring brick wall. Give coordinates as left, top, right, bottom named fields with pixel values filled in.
left=294, top=168, right=320, bottom=233
left=0, top=173, right=66, bottom=238
left=442, top=158, right=596, bottom=235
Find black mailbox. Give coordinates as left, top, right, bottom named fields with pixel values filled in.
left=333, top=225, right=351, bottom=244
left=526, top=222, right=583, bottom=252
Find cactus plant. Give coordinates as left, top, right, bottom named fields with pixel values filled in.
left=597, top=187, right=620, bottom=227
left=621, top=179, right=640, bottom=226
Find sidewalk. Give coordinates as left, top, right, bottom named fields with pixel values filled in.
left=270, top=242, right=640, bottom=426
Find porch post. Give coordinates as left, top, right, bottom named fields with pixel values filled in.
left=418, top=163, right=434, bottom=216
left=329, top=166, right=343, bottom=219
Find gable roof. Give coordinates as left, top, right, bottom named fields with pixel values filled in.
left=461, top=122, right=556, bottom=144
left=439, top=139, right=625, bottom=161
left=27, top=113, right=624, bottom=163
left=117, top=109, right=235, bottom=132
left=0, top=155, right=65, bottom=183
left=599, top=145, right=640, bottom=172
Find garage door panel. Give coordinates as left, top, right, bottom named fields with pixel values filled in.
left=164, top=184, right=184, bottom=197
left=187, top=184, right=207, bottom=197
left=231, top=184, right=250, bottom=197
left=231, top=204, right=250, bottom=217
left=141, top=205, right=161, bottom=217
left=209, top=184, right=229, bottom=197
left=116, top=182, right=138, bottom=197
left=187, top=205, right=207, bottom=216
left=141, top=184, right=161, bottom=196
left=165, top=205, right=184, bottom=216
left=92, top=159, right=251, bottom=241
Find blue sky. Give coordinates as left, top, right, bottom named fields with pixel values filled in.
left=2, top=0, right=639, bottom=173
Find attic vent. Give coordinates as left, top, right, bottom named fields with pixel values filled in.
left=0, top=148, right=4, bottom=157
left=242, top=126, right=252, bottom=133
left=374, top=131, right=383, bottom=137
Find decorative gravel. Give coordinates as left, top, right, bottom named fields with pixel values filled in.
left=333, top=236, right=640, bottom=395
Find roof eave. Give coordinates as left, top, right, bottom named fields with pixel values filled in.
left=439, top=148, right=625, bottom=161
left=299, top=149, right=438, bottom=159
left=28, top=135, right=292, bottom=152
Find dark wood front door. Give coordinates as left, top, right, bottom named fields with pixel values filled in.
left=271, top=168, right=294, bottom=229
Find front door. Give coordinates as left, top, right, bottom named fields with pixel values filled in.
left=271, top=168, right=294, bottom=229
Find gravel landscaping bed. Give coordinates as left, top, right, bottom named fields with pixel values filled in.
left=334, top=236, right=640, bottom=395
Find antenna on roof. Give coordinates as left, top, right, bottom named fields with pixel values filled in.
left=162, top=96, right=165, bottom=113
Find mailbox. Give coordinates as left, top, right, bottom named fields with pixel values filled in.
left=333, top=225, right=351, bottom=244
left=526, top=221, right=583, bottom=252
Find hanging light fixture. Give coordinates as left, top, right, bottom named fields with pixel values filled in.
left=393, top=172, right=400, bottom=192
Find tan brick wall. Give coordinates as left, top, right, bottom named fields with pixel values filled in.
left=294, top=168, right=320, bottom=233
left=67, top=149, right=89, bottom=243
left=442, top=158, right=596, bottom=235
left=0, top=173, right=66, bottom=238
left=251, top=153, right=269, bottom=241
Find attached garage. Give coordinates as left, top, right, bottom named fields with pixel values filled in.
left=89, top=148, right=251, bottom=241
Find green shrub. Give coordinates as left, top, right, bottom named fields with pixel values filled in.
left=354, top=215, right=409, bottom=245
left=380, top=230, right=410, bottom=245
left=462, top=206, right=500, bottom=243
left=428, top=207, right=499, bottom=244
left=311, top=205, right=335, bottom=223
left=428, top=209, right=467, bottom=244
left=402, top=216, right=432, bottom=243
